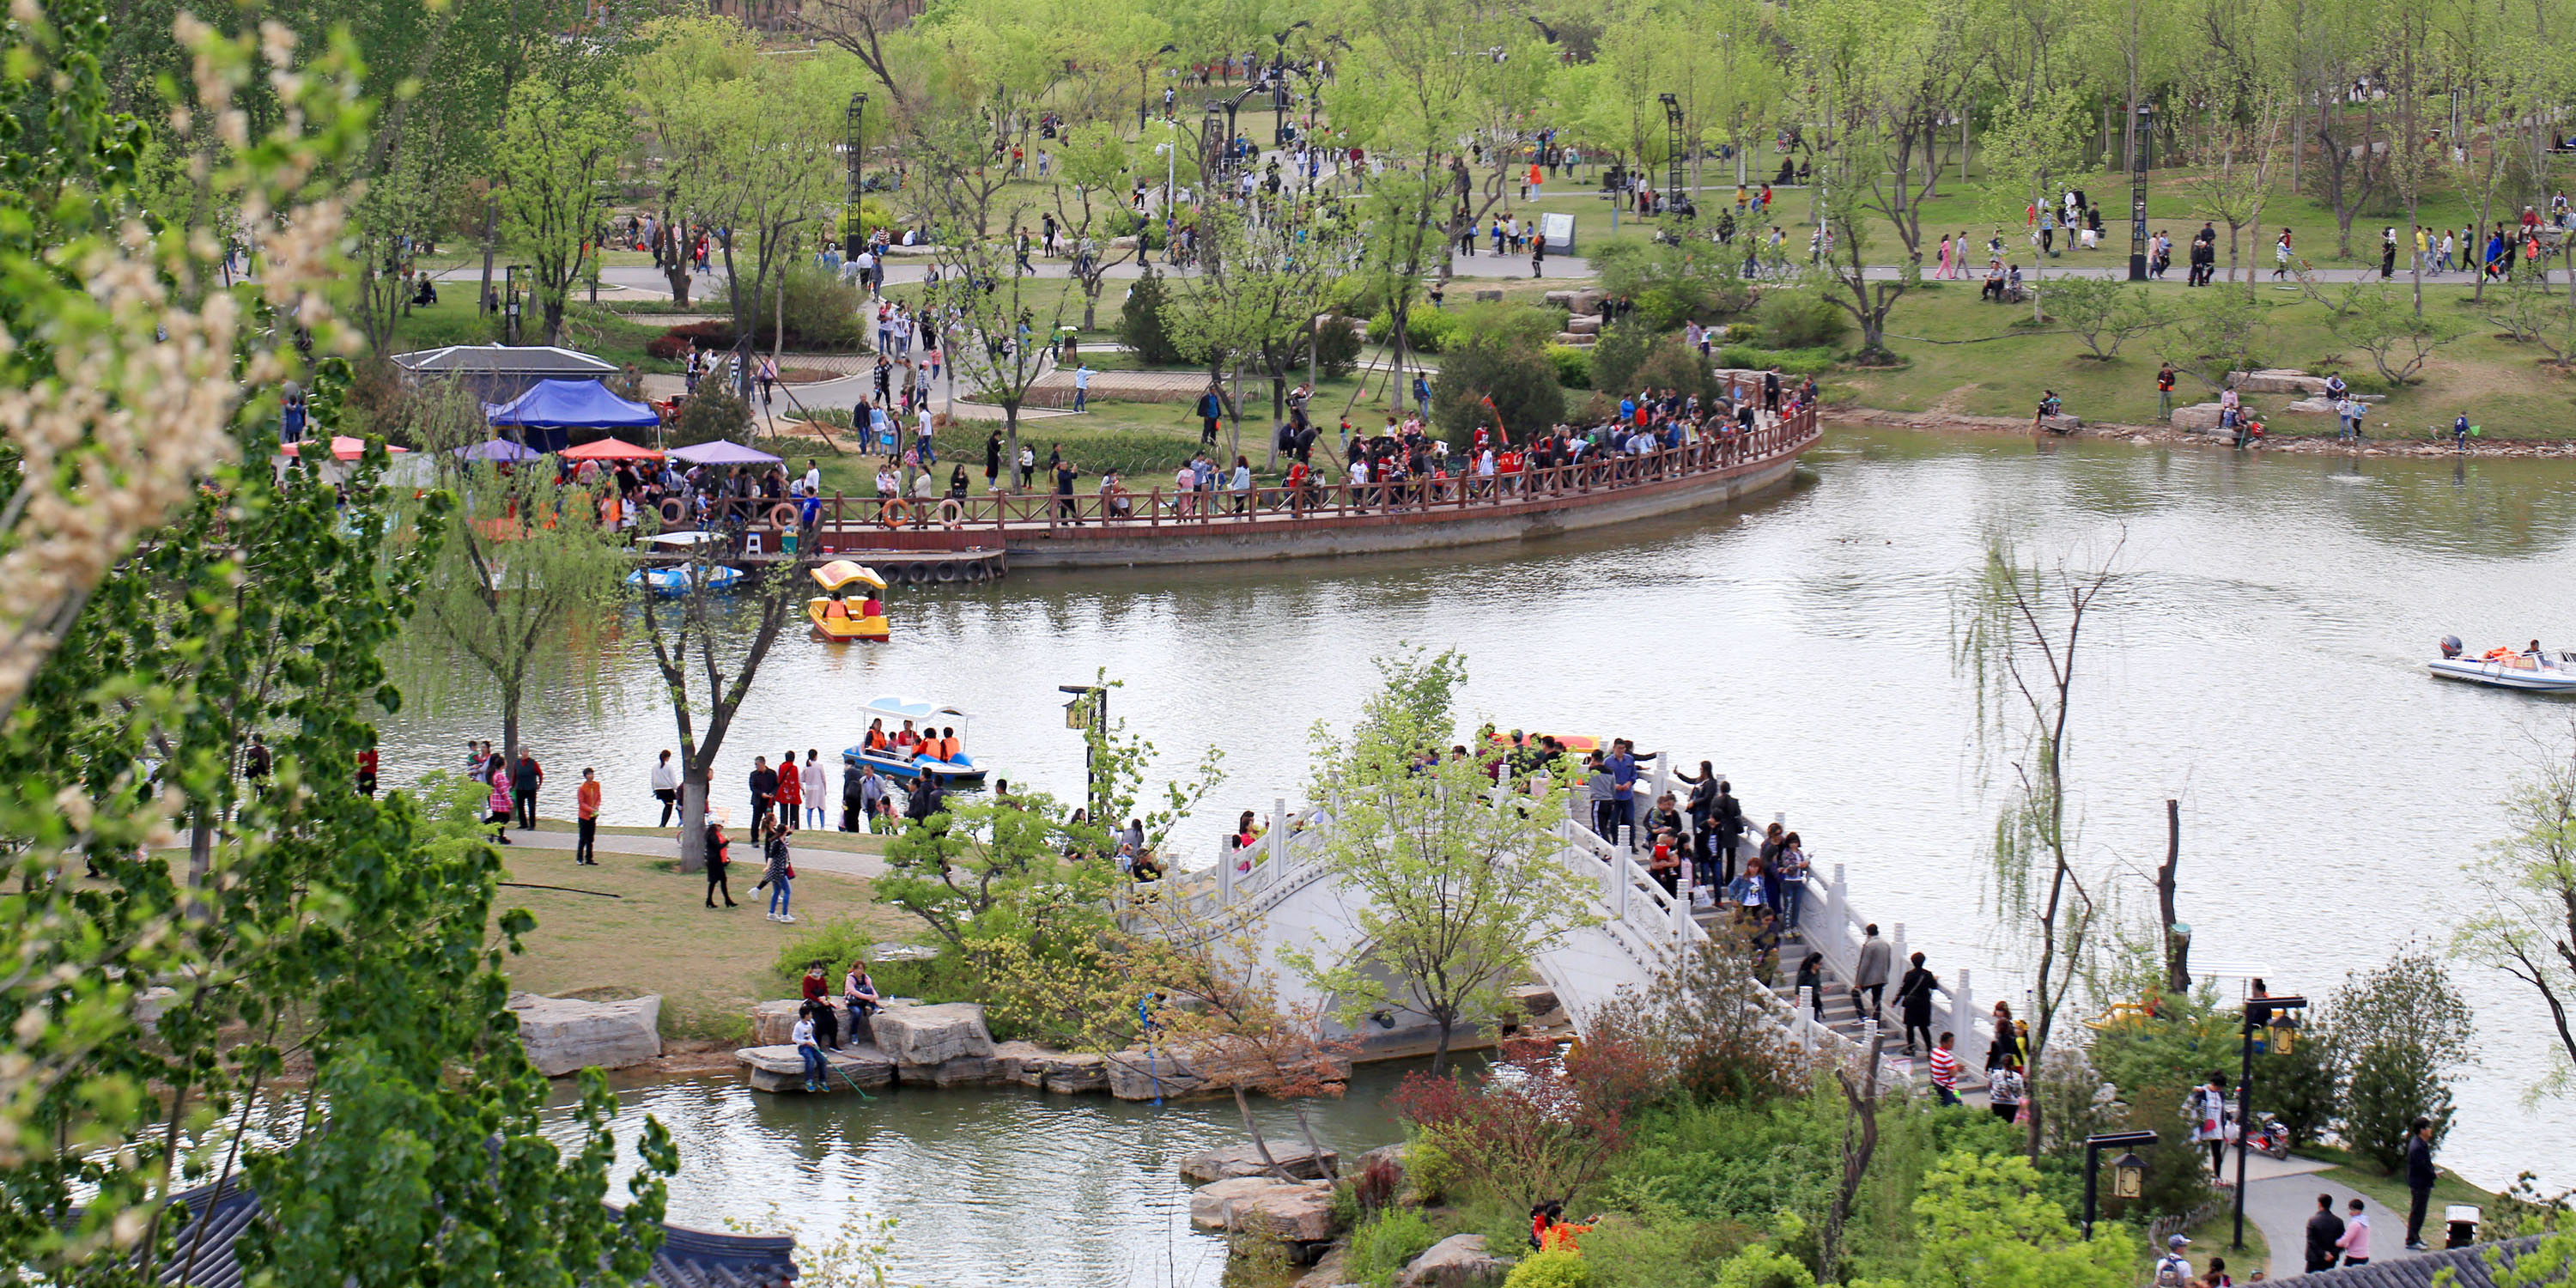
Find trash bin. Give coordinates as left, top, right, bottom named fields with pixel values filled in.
left=2445, top=1205, right=2481, bottom=1249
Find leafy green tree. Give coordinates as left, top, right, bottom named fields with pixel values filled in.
left=496, top=75, right=625, bottom=344
left=1431, top=333, right=1565, bottom=448
left=2330, top=951, right=2474, bottom=1173
left=1163, top=204, right=1360, bottom=465
left=1291, top=649, right=1599, bottom=1072
left=1051, top=124, right=1142, bottom=331
left=2036, top=279, right=2167, bottom=361
left=399, top=388, right=629, bottom=761
left=2455, top=718, right=2576, bottom=1100
left=0, top=15, right=677, bottom=1282
left=1910, top=1151, right=2137, bottom=1288
left=1119, top=260, right=1188, bottom=365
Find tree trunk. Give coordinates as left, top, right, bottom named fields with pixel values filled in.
left=2158, top=798, right=2190, bottom=994
left=678, top=775, right=709, bottom=872
left=479, top=194, right=499, bottom=319
left=1233, top=1084, right=1297, bottom=1181
left=501, top=690, right=522, bottom=769
left=1429, top=1014, right=1454, bottom=1076
left=1821, top=1058, right=1882, bottom=1282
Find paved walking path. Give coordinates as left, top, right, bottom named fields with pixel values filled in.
left=501, top=825, right=890, bottom=881
left=2239, top=1159, right=2435, bottom=1279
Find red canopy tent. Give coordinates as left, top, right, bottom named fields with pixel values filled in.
left=560, top=436, right=664, bottom=461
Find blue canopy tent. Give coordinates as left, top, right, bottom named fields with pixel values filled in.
left=483, top=379, right=660, bottom=453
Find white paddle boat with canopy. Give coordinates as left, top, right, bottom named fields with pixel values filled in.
left=844, top=696, right=987, bottom=784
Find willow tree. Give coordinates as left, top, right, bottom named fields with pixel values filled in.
left=1291, top=649, right=1598, bottom=1073
left=2456, top=716, right=2576, bottom=1100
left=1953, top=535, right=2123, bottom=1161
left=403, top=390, right=629, bottom=762
left=635, top=544, right=805, bottom=871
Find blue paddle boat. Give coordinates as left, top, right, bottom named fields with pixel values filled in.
left=844, top=696, right=987, bottom=785
left=627, top=531, right=745, bottom=597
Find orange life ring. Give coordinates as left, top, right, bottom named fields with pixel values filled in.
left=878, top=498, right=910, bottom=529
left=769, top=501, right=799, bottom=529
left=935, top=498, right=964, bottom=527
left=658, top=499, right=684, bottom=524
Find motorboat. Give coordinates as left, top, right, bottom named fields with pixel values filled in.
left=627, top=531, right=744, bottom=597
left=843, top=696, right=987, bottom=785
left=807, top=560, right=890, bottom=641
left=2429, top=636, right=2576, bottom=693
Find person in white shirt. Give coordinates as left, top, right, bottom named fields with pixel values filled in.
left=651, top=750, right=679, bottom=828
left=800, top=751, right=828, bottom=829
left=803, top=461, right=822, bottom=498
left=792, top=1006, right=826, bottom=1091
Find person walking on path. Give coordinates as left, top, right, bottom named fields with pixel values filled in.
left=1986, top=1061, right=2024, bottom=1125
left=1928, top=1031, right=1959, bottom=1106
left=1895, top=951, right=1937, bottom=1055
left=574, top=769, right=601, bottom=865
left=703, top=817, right=738, bottom=908
left=2306, top=1193, right=2347, bottom=1273
left=1773, top=830, right=1807, bottom=930
left=802, top=751, right=829, bottom=830
left=2336, top=1197, right=2372, bottom=1266
left=758, top=830, right=794, bottom=922
left=2154, top=1236, right=2194, bottom=1288
left=511, top=748, right=544, bottom=831
left=652, top=750, right=679, bottom=828
left=793, top=1003, right=826, bottom=1092
left=1196, top=385, right=1225, bottom=447
left=2404, top=1117, right=2438, bottom=1250
left=1072, top=362, right=1093, bottom=412
left=1854, top=923, right=1892, bottom=1028
left=2189, top=1070, right=2233, bottom=1182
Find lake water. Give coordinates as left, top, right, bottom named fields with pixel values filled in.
left=398, top=426, right=2576, bottom=1195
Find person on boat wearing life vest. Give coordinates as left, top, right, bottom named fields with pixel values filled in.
left=891, top=720, right=922, bottom=761
left=864, top=718, right=890, bottom=754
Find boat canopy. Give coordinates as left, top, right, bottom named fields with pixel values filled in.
left=812, top=560, right=887, bottom=592
left=642, top=531, right=725, bottom=547
left=861, top=696, right=971, bottom=725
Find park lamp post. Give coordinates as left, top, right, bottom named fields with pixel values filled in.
left=1660, top=94, right=1686, bottom=222
left=2233, top=991, right=2309, bottom=1250
left=2081, top=1130, right=2159, bottom=1240
left=1059, top=683, right=1108, bottom=819
left=2128, top=102, right=2152, bottom=282
left=845, top=93, right=868, bottom=261
left=1139, top=42, right=1178, bottom=131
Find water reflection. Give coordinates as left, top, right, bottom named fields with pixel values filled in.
left=392, top=428, right=2576, bottom=1189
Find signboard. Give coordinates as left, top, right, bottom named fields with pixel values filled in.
left=1540, top=212, right=1577, bottom=254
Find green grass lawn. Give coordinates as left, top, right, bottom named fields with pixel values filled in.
left=2290, top=1144, right=2499, bottom=1214
left=1830, top=279, right=2576, bottom=439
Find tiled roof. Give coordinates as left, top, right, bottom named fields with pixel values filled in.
left=119, top=1182, right=795, bottom=1288
left=2264, top=1236, right=2552, bottom=1288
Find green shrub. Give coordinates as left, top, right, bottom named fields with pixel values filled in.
left=1367, top=307, right=1461, bottom=355
left=1455, top=301, right=1565, bottom=349
left=1544, top=343, right=1593, bottom=390
left=1710, top=1241, right=1816, bottom=1288
left=767, top=264, right=870, bottom=351
left=1588, top=320, right=1656, bottom=398
left=1753, top=291, right=1850, bottom=348
left=1405, top=1129, right=1458, bottom=1204
left=1632, top=337, right=1722, bottom=405
left=1714, top=343, right=1838, bottom=378
left=1431, top=333, right=1564, bottom=447
left=1503, top=1249, right=1592, bottom=1288
left=1342, top=1208, right=1438, bottom=1288
left=668, top=386, right=752, bottom=447
left=1579, top=1215, right=1734, bottom=1288
left=770, top=916, right=885, bottom=989
left=1118, top=262, right=1187, bottom=364
left=1300, top=313, right=1365, bottom=379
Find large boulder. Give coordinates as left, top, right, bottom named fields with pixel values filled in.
left=1398, top=1234, right=1510, bottom=1288
left=1564, top=313, right=1601, bottom=335
left=993, top=1044, right=1109, bottom=1093
left=508, top=993, right=661, bottom=1077
left=2230, top=368, right=2329, bottom=395
left=1106, top=1048, right=1210, bottom=1100
left=2282, top=397, right=2337, bottom=415
left=868, top=1001, right=994, bottom=1066
left=2170, top=402, right=2226, bottom=431
left=736, top=1043, right=896, bottom=1094
left=751, top=998, right=866, bottom=1048
left=1180, top=1141, right=1340, bottom=1182
left=1188, top=1176, right=1285, bottom=1231
left=1233, top=1182, right=1338, bottom=1242
left=917, top=1055, right=1002, bottom=1087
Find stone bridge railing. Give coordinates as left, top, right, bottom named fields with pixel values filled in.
left=1150, top=769, right=1996, bottom=1086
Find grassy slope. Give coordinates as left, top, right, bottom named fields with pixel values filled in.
left=1829, top=282, right=2576, bottom=440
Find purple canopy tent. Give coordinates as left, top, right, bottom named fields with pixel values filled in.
left=453, top=439, right=545, bottom=462
left=668, top=440, right=784, bottom=466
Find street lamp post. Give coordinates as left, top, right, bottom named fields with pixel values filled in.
left=1058, top=684, right=1108, bottom=818
left=2081, top=1130, right=2160, bottom=1239
left=845, top=93, right=869, bottom=261
left=1660, top=93, right=1686, bottom=221
left=2233, top=992, right=2309, bottom=1249
left=2128, top=103, right=2152, bottom=282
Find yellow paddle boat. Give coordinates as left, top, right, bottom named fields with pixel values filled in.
left=808, top=560, right=890, bottom=641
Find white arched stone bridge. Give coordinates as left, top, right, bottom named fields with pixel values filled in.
left=1156, top=774, right=1996, bottom=1088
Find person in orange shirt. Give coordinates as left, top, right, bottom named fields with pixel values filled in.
left=864, top=718, right=889, bottom=752
left=574, top=768, right=602, bottom=865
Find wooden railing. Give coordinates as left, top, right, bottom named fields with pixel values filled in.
left=650, top=405, right=1818, bottom=544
